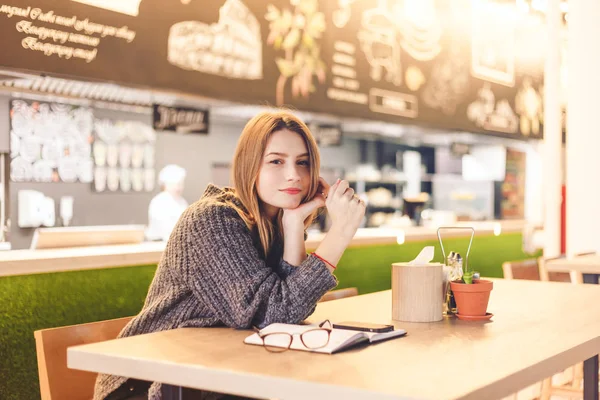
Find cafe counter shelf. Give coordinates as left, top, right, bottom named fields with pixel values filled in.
left=305, top=219, right=523, bottom=249
left=0, top=220, right=524, bottom=277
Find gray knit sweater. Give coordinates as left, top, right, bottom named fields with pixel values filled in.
left=94, top=184, right=338, bottom=400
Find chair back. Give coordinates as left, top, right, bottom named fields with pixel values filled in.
left=538, top=256, right=574, bottom=283
left=502, top=259, right=541, bottom=280
left=34, top=316, right=133, bottom=400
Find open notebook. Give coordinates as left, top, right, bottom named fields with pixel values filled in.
left=244, top=323, right=407, bottom=354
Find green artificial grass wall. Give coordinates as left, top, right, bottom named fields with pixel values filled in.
left=0, top=265, right=157, bottom=400
left=0, top=233, right=536, bottom=399
left=335, top=232, right=539, bottom=294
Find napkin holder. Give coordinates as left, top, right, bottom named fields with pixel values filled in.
left=392, top=262, right=444, bottom=322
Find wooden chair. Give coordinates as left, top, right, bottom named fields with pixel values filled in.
left=319, top=287, right=359, bottom=302
left=502, top=259, right=541, bottom=281
left=538, top=256, right=577, bottom=284
left=502, top=257, right=575, bottom=283
left=34, top=316, right=133, bottom=400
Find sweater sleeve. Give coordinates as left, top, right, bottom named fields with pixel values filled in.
left=172, top=203, right=337, bottom=329
left=273, top=259, right=296, bottom=279
left=272, top=229, right=308, bottom=278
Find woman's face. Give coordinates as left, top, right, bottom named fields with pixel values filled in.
left=256, top=128, right=311, bottom=218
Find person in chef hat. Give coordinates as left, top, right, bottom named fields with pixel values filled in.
left=146, top=164, right=189, bottom=241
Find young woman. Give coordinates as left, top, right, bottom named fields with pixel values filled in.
left=94, top=110, right=366, bottom=400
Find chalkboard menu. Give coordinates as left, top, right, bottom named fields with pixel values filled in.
left=0, top=0, right=546, bottom=138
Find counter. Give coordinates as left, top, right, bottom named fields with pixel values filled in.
left=0, top=242, right=166, bottom=277
left=0, top=220, right=524, bottom=277
left=305, top=219, right=524, bottom=248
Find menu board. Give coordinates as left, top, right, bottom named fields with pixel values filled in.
left=9, top=99, right=94, bottom=183
left=0, top=0, right=546, bottom=138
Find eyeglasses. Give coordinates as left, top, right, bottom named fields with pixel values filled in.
left=253, top=320, right=332, bottom=352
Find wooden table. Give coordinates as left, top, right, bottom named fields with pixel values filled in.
left=545, top=254, right=600, bottom=399
left=68, top=279, right=600, bottom=400
left=545, top=254, right=600, bottom=284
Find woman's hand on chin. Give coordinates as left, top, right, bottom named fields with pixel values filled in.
left=282, top=194, right=325, bottom=227
left=282, top=177, right=329, bottom=228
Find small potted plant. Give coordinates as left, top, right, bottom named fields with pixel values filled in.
left=439, top=227, right=493, bottom=321
left=450, top=263, right=493, bottom=320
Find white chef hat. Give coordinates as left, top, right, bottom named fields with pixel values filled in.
left=158, top=164, right=186, bottom=186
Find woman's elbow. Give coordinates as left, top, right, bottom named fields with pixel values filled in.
left=227, top=314, right=254, bottom=329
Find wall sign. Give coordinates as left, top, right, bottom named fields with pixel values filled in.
left=152, top=105, right=209, bottom=134
left=309, top=123, right=342, bottom=147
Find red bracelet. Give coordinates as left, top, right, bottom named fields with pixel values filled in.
left=312, top=252, right=336, bottom=270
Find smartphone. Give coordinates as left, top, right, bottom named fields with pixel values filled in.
left=332, top=321, right=394, bottom=333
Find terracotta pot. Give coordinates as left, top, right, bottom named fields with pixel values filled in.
left=450, top=279, right=493, bottom=317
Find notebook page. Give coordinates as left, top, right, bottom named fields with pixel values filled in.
left=244, top=323, right=366, bottom=354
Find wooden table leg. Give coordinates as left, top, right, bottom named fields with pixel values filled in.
left=583, top=273, right=599, bottom=400
left=161, top=384, right=183, bottom=400
left=584, top=355, right=599, bottom=400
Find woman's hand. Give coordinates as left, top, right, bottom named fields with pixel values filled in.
left=281, top=177, right=329, bottom=228
left=281, top=177, right=329, bottom=266
left=324, top=179, right=365, bottom=239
